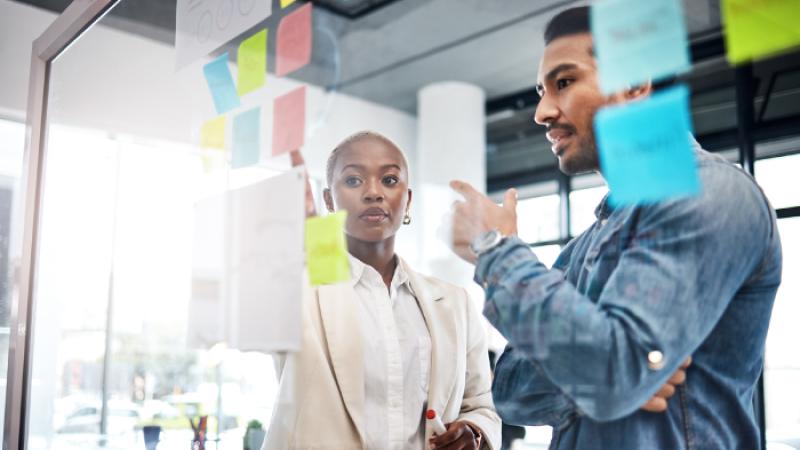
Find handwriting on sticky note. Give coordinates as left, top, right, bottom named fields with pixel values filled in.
left=276, top=3, right=312, bottom=77
left=232, top=107, right=261, bottom=169
left=200, top=116, right=226, bottom=149
left=203, top=53, right=241, bottom=114
left=722, top=0, right=800, bottom=64
left=305, top=211, right=350, bottom=286
left=237, top=29, right=267, bottom=96
left=594, top=84, right=700, bottom=206
left=272, top=86, right=306, bottom=156
left=175, top=0, right=272, bottom=69
left=592, top=0, right=690, bottom=94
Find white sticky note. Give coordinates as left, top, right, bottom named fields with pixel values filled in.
left=176, top=0, right=273, bottom=70
left=189, top=167, right=305, bottom=352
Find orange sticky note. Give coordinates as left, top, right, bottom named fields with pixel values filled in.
left=276, top=3, right=312, bottom=76
left=272, top=86, right=306, bottom=156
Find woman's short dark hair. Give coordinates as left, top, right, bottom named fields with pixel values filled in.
left=544, top=6, right=591, bottom=46
left=325, top=131, right=408, bottom=187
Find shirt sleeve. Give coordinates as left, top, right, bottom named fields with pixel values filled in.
left=476, top=166, right=774, bottom=421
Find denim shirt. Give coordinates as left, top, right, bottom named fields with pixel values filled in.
left=476, top=146, right=782, bottom=449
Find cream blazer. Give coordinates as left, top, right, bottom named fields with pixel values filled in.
left=263, top=258, right=501, bottom=450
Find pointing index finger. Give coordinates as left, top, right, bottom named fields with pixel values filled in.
left=449, top=180, right=480, bottom=201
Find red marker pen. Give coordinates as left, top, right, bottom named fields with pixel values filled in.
left=426, top=409, right=447, bottom=435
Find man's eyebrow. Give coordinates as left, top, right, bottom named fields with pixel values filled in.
left=545, top=63, right=579, bottom=82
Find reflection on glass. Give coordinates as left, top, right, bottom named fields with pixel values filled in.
left=756, top=154, right=800, bottom=209
left=569, top=186, right=607, bottom=237
left=516, top=195, right=561, bottom=244
left=765, top=217, right=800, bottom=450
left=0, top=118, right=25, bottom=443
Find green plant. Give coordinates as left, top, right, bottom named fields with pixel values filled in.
left=246, top=419, right=263, bottom=430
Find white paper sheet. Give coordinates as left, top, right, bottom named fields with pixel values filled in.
left=175, top=0, right=273, bottom=69
left=189, top=167, right=305, bottom=353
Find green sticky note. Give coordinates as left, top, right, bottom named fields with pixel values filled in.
left=305, top=211, right=350, bottom=286
left=722, top=0, right=800, bottom=64
left=237, top=29, right=267, bottom=96
left=200, top=115, right=226, bottom=149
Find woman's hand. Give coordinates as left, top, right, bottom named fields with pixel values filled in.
left=429, top=420, right=481, bottom=450
left=289, top=150, right=317, bottom=218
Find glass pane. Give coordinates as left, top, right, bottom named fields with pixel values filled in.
left=517, top=194, right=561, bottom=244
left=569, top=186, right=607, bottom=237
left=0, top=117, right=26, bottom=442
left=756, top=153, right=800, bottom=209
left=765, top=217, right=800, bottom=449
left=531, top=244, right=562, bottom=269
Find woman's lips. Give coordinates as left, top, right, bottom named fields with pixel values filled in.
left=359, top=208, right=389, bottom=223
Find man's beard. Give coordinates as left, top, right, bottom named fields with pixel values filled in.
left=558, top=135, right=600, bottom=175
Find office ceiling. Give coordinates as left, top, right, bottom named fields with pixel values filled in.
left=12, top=0, right=722, bottom=114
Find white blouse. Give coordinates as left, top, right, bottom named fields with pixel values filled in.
left=349, top=255, right=433, bottom=450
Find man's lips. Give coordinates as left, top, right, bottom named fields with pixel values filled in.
left=359, top=207, right=389, bottom=223
left=546, top=128, right=574, bottom=156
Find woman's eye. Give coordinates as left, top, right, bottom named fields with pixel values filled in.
left=556, top=78, right=573, bottom=90
left=382, top=176, right=399, bottom=186
left=345, top=177, right=362, bottom=187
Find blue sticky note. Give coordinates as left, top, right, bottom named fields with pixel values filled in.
left=232, top=107, right=261, bottom=168
left=203, top=53, right=241, bottom=114
left=592, top=0, right=691, bottom=94
left=594, top=85, right=700, bottom=206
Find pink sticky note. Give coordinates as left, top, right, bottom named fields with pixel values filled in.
left=276, top=3, right=312, bottom=77
left=272, top=86, right=306, bottom=156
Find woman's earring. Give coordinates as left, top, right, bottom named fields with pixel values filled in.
left=403, top=211, right=411, bottom=225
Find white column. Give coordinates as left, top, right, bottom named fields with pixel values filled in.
left=415, top=82, right=486, bottom=290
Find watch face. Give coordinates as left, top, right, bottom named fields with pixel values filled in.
left=471, top=229, right=500, bottom=254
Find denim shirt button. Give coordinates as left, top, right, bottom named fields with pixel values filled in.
left=647, top=350, right=665, bottom=370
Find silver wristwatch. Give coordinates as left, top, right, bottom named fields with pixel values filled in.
left=470, top=229, right=505, bottom=257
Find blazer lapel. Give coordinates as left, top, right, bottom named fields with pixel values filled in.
left=402, top=260, right=458, bottom=425
left=317, top=283, right=366, bottom=442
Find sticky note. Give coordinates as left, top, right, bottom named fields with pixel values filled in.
left=272, top=86, right=306, bottom=156
left=232, top=107, right=261, bottom=168
left=591, top=0, right=690, bottom=94
left=200, top=116, right=226, bottom=149
left=305, top=211, right=350, bottom=286
left=203, top=53, right=241, bottom=114
left=722, top=0, right=800, bottom=64
left=280, top=0, right=296, bottom=7
left=175, top=0, right=272, bottom=69
left=276, top=3, right=312, bottom=77
left=237, top=29, right=267, bottom=96
left=594, top=84, right=699, bottom=206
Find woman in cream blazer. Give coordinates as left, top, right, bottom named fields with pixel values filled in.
left=263, top=132, right=500, bottom=450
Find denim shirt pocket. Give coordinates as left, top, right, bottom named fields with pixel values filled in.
left=582, top=217, right=631, bottom=296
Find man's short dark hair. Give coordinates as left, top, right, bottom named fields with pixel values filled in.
left=544, top=6, right=591, bottom=46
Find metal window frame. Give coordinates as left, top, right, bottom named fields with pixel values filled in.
left=2, top=1, right=117, bottom=448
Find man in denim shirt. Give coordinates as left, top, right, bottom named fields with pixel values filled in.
left=446, top=6, right=783, bottom=449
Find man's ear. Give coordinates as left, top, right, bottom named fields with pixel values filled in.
left=323, top=188, right=335, bottom=213
left=608, top=81, right=653, bottom=105
left=625, top=80, right=652, bottom=101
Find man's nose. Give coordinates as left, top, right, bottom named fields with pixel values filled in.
left=534, top=92, right=559, bottom=126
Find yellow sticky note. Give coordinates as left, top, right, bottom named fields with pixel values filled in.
left=237, top=29, right=267, bottom=96
left=280, top=0, right=296, bottom=8
left=200, top=116, right=226, bottom=149
left=305, top=211, right=350, bottom=286
left=722, top=0, right=800, bottom=64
